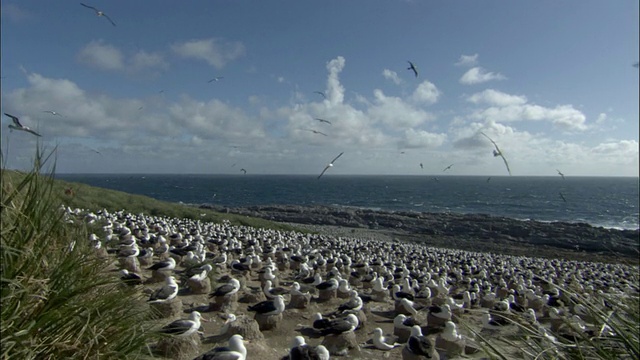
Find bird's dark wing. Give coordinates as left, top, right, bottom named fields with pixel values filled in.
left=499, top=154, right=511, bottom=176
left=480, top=131, right=499, bottom=150
left=102, top=14, right=116, bottom=26
left=161, top=319, right=193, bottom=334
left=330, top=152, right=344, bottom=164
left=80, top=3, right=99, bottom=11
left=314, top=91, right=326, bottom=99
left=4, top=113, right=21, bottom=127
left=317, top=166, right=330, bottom=179
left=317, top=131, right=328, bottom=136
left=408, top=335, right=433, bottom=356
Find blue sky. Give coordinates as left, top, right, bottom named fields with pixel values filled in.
left=1, top=1, right=638, bottom=176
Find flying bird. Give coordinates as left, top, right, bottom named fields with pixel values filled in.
left=303, top=129, right=328, bottom=136
left=633, top=62, right=639, bottom=68
left=5, top=113, right=42, bottom=137
left=208, top=76, right=224, bottom=83
left=42, top=110, right=62, bottom=117
left=443, top=163, right=454, bottom=172
left=314, top=91, right=327, bottom=99
left=407, top=61, right=418, bottom=77
left=90, top=148, right=102, bottom=155
left=556, top=169, right=565, bottom=180
left=314, top=118, right=332, bottom=125
left=80, top=3, right=116, bottom=26
left=318, top=152, right=344, bottom=179
left=559, top=192, right=567, bottom=203
left=240, top=168, right=247, bottom=175
left=419, top=163, right=423, bottom=170
left=480, top=132, right=512, bottom=176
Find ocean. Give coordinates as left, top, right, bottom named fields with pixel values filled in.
left=56, top=174, right=639, bottom=230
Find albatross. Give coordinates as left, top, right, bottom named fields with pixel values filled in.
left=556, top=169, right=565, bottom=180
left=406, top=325, right=437, bottom=358
left=442, top=163, right=454, bottom=172
left=43, top=110, right=62, bottom=117
left=480, top=132, right=512, bottom=176
left=303, top=128, right=328, bottom=136
left=80, top=3, right=116, bottom=26
left=193, top=334, right=246, bottom=360
left=148, top=276, right=179, bottom=303
left=289, top=336, right=330, bottom=360
left=314, top=118, right=332, bottom=125
left=407, top=61, right=419, bottom=77
left=313, top=91, right=327, bottom=99
left=247, top=294, right=285, bottom=315
left=5, top=113, right=42, bottom=137
left=160, top=311, right=206, bottom=337
left=209, top=278, right=241, bottom=298
left=317, top=152, right=344, bottom=179
left=208, top=76, right=224, bottom=83
left=372, top=327, right=401, bottom=350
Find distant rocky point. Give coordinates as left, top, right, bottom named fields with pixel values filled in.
left=200, top=204, right=639, bottom=263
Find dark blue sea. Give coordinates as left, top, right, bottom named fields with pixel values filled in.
left=56, top=174, right=639, bottom=230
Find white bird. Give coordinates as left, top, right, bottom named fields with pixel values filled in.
left=5, top=113, right=41, bottom=137
left=442, top=321, right=465, bottom=343
left=160, top=311, right=206, bottom=337
left=42, top=110, right=62, bottom=117
left=480, top=132, right=511, bottom=176
left=219, top=314, right=237, bottom=335
left=318, top=152, right=344, bottom=179
left=80, top=3, right=116, bottom=26
left=193, top=334, right=246, bottom=360
left=148, top=276, right=179, bottom=303
left=371, top=327, right=401, bottom=350
left=289, top=336, right=330, bottom=360
left=209, top=278, right=241, bottom=298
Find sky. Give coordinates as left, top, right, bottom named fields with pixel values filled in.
left=1, top=1, right=638, bottom=176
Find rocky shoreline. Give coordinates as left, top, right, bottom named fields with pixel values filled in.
left=200, top=204, right=639, bottom=263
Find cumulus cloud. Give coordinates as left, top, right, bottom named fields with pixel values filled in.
left=77, top=40, right=124, bottom=71
left=466, top=89, right=587, bottom=131
left=77, top=41, right=167, bottom=74
left=382, top=69, right=402, bottom=85
left=368, top=89, right=434, bottom=128
left=131, top=50, right=169, bottom=71
left=326, top=56, right=346, bottom=105
left=399, top=129, right=447, bottom=149
left=455, top=53, right=478, bottom=67
left=467, top=89, right=527, bottom=106
left=171, top=38, right=245, bottom=68
left=460, top=67, right=506, bottom=85
left=411, top=80, right=441, bottom=105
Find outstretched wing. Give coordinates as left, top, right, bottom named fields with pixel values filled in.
left=480, top=132, right=511, bottom=175
left=4, top=113, right=22, bottom=127
left=330, top=152, right=344, bottom=164
left=499, top=154, right=511, bottom=175
left=103, top=14, right=116, bottom=26
left=80, top=3, right=99, bottom=12
left=317, top=165, right=330, bottom=180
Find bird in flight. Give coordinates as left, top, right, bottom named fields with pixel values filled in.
left=303, top=129, right=328, bottom=136
left=314, top=118, right=332, bottom=125
left=80, top=3, right=116, bottom=26
left=556, top=169, right=565, bottom=180
left=419, top=163, right=423, bottom=170
left=442, top=164, right=454, bottom=172
left=43, top=110, right=62, bottom=117
left=5, top=113, right=42, bottom=137
left=90, top=148, right=102, bottom=155
left=407, top=61, right=418, bottom=77
left=240, top=168, right=247, bottom=174
left=318, top=152, right=344, bottom=179
left=314, top=91, right=327, bottom=99
left=559, top=192, right=567, bottom=203
left=208, top=77, right=224, bottom=83
left=486, top=177, right=492, bottom=183
left=480, top=132, right=512, bottom=176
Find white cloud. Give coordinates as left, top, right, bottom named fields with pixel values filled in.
left=592, top=140, right=639, bottom=158
left=455, top=53, right=478, bottom=67
left=460, top=67, right=506, bottom=85
left=382, top=69, right=402, bottom=85
left=471, top=104, right=587, bottom=131
left=411, top=80, right=441, bottom=105
left=171, top=38, right=245, bottom=68
left=399, top=129, right=447, bottom=149
left=326, top=56, right=346, bottom=105
left=467, top=89, right=527, bottom=106
left=77, top=40, right=124, bottom=71
left=369, top=89, right=434, bottom=128
left=131, top=50, right=168, bottom=71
